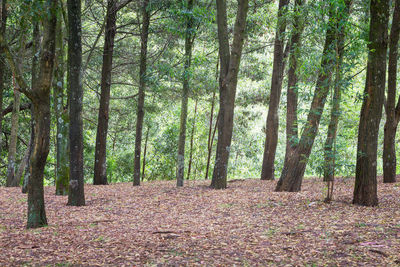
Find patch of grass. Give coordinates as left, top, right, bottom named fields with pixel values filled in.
left=355, top=222, right=367, bottom=228
left=219, top=203, right=234, bottom=209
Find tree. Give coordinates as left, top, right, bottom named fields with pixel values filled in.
left=0, top=0, right=57, bottom=228
left=323, top=0, right=352, bottom=202
left=276, top=1, right=339, bottom=192
left=67, top=0, right=85, bottom=206
left=382, top=0, right=400, bottom=184
left=54, top=1, right=69, bottom=195
left=284, top=0, right=305, bottom=165
left=260, top=0, right=289, bottom=181
left=0, top=0, right=7, bottom=157
left=133, top=0, right=150, bottom=186
left=211, top=0, right=249, bottom=189
left=177, top=0, right=195, bottom=187
left=353, top=0, right=390, bottom=206
left=93, top=0, right=118, bottom=185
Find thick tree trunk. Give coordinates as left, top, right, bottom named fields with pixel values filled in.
left=382, top=0, right=400, bottom=184
left=0, top=0, right=6, bottom=155
left=133, top=0, right=150, bottom=186
left=6, top=84, right=20, bottom=187
left=187, top=99, right=197, bottom=180
left=353, top=0, right=389, bottom=206
left=27, top=101, right=51, bottom=228
left=284, top=0, right=305, bottom=164
left=0, top=1, right=57, bottom=228
left=324, top=0, right=352, bottom=183
left=276, top=3, right=337, bottom=192
left=67, top=0, right=85, bottom=206
left=93, top=0, right=117, bottom=185
left=260, top=0, right=289, bottom=181
left=211, top=0, right=249, bottom=189
left=177, top=0, right=194, bottom=187
left=54, top=4, right=69, bottom=195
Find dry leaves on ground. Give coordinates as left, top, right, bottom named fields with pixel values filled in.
left=0, top=177, right=400, bottom=266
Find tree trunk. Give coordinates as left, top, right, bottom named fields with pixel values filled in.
left=54, top=3, right=69, bottom=195
left=205, top=63, right=218, bottom=180
left=94, top=0, right=117, bottom=185
left=177, top=0, right=194, bottom=187
left=284, top=0, right=305, bottom=165
left=276, top=2, right=337, bottom=192
left=6, top=81, right=20, bottom=187
left=15, top=138, right=31, bottom=187
left=260, top=0, right=289, bottom=181
left=67, top=0, right=85, bottom=206
left=187, top=99, right=197, bottom=180
left=211, top=0, right=249, bottom=189
left=382, top=0, right=400, bottom=184
left=0, top=0, right=6, bottom=155
left=22, top=21, right=39, bottom=194
left=324, top=0, right=352, bottom=183
left=353, top=0, right=390, bottom=206
left=133, top=0, right=150, bottom=186
left=141, top=125, right=150, bottom=181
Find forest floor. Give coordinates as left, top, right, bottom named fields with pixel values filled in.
left=1, top=177, right=400, bottom=266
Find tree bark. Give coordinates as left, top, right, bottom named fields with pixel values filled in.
left=284, top=0, right=305, bottom=165
left=141, top=124, right=150, bottom=181
left=323, top=0, right=352, bottom=183
left=260, top=0, right=289, bottom=181
left=276, top=2, right=337, bottom=192
left=93, top=0, right=117, bottom=185
left=353, top=0, right=390, bottom=206
left=382, top=0, right=400, bottom=184
left=133, top=0, right=150, bottom=186
left=6, top=76, right=20, bottom=187
left=177, top=0, right=194, bottom=187
left=67, top=0, right=85, bottom=206
left=211, top=0, right=249, bottom=189
left=54, top=2, right=69, bottom=195
left=0, top=0, right=6, bottom=155
left=187, top=99, right=197, bottom=180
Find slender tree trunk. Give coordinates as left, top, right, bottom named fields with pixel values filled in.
left=0, top=0, right=6, bottom=155
left=22, top=21, right=39, bottom=194
left=205, top=63, right=218, bottom=180
left=54, top=3, right=69, bottom=195
left=133, top=0, right=150, bottom=186
left=94, top=0, right=117, bottom=185
left=353, top=0, right=390, bottom=206
left=260, top=0, right=289, bottom=181
left=276, top=2, right=337, bottom=192
left=324, top=0, right=352, bottom=183
left=22, top=109, right=34, bottom=194
left=6, top=77, right=20, bottom=187
left=211, top=0, right=249, bottom=189
left=383, top=0, right=400, bottom=183
left=141, top=125, right=150, bottom=181
left=15, top=137, right=31, bottom=188
left=187, top=99, right=197, bottom=180
left=177, top=0, right=195, bottom=187
left=285, top=0, right=305, bottom=164
left=67, top=0, right=85, bottom=206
